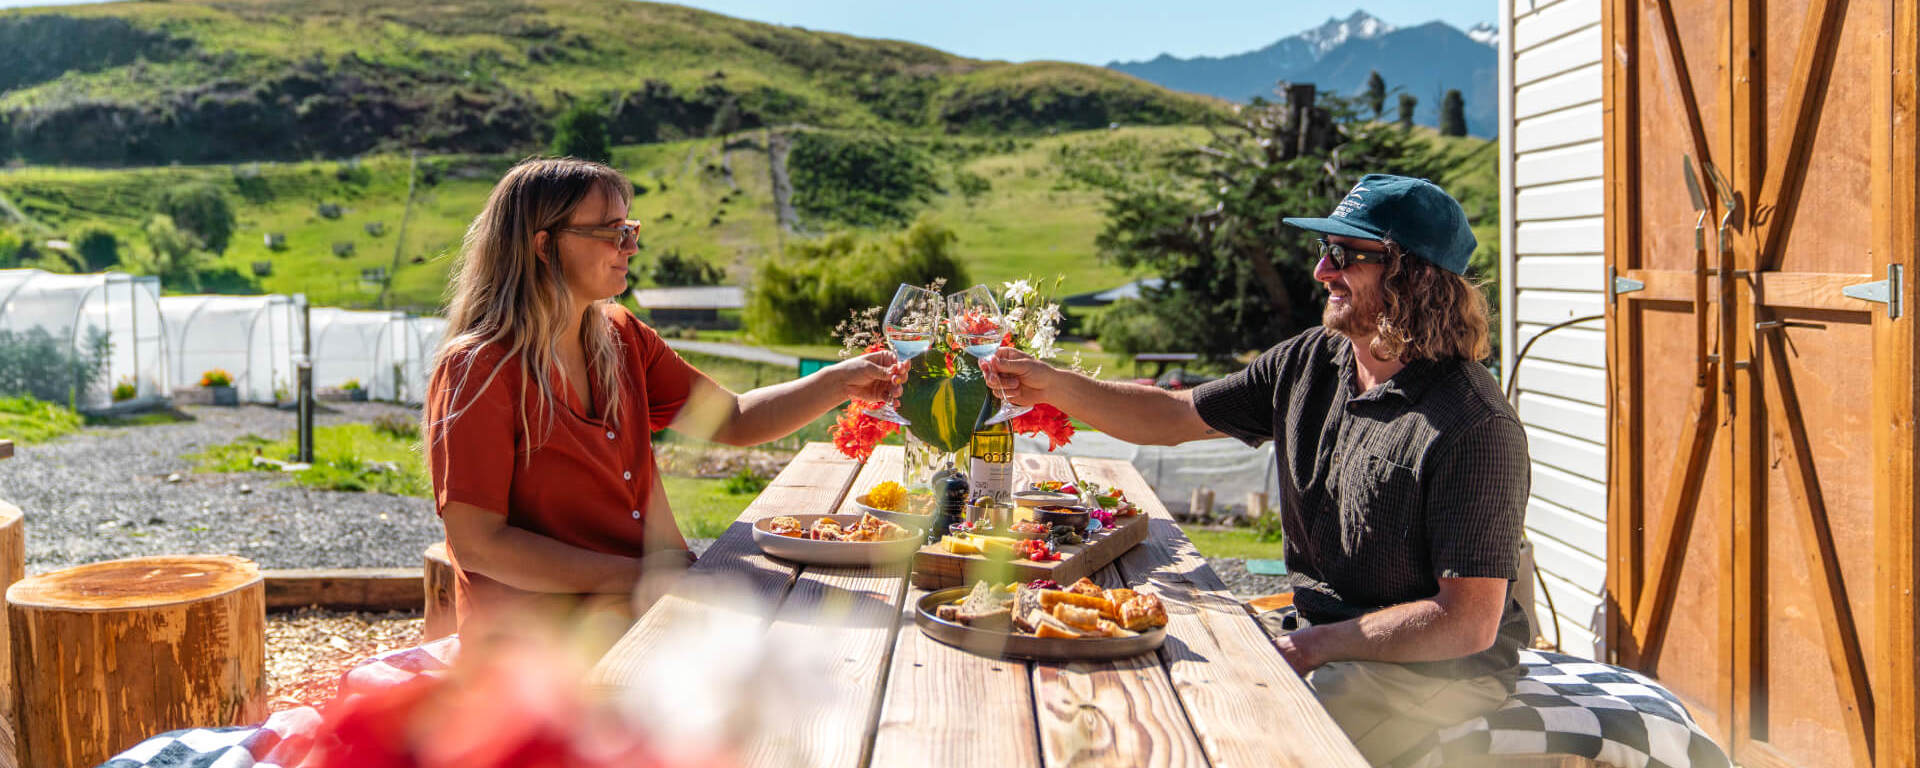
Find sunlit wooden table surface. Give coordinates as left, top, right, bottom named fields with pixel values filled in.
left=592, top=442, right=1364, bottom=768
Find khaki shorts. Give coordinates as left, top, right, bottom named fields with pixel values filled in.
left=1307, top=660, right=1509, bottom=766
left=1265, top=608, right=1509, bottom=766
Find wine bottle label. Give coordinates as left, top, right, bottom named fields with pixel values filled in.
left=969, top=457, right=1013, bottom=504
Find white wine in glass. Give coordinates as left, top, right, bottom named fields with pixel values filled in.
left=865, top=283, right=942, bottom=425
left=947, top=284, right=1032, bottom=426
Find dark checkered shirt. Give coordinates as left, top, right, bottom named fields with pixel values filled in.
left=1193, top=327, right=1531, bottom=683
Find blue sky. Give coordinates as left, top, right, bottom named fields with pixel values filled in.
left=0, top=0, right=1496, bottom=65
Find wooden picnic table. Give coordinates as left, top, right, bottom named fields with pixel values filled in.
left=591, top=442, right=1365, bottom=768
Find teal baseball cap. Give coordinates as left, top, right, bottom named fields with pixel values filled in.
left=1282, top=174, right=1478, bottom=275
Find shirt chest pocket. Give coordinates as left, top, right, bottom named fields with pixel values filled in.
left=1335, top=450, right=1421, bottom=553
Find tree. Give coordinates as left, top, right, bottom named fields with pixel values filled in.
left=1440, top=89, right=1467, bottom=136
left=1397, top=93, right=1419, bottom=126
left=745, top=217, right=969, bottom=344
left=550, top=100, right=611, bottom=164
left=1058, top=88, right=1463, bottom=362
left=69, top=223, right=119, bottom=271
left=1364, top=71, right=1387, bottom=120
left=126, top=214, right=210, bottom=290
left=158, top=183, right=235, bottom=255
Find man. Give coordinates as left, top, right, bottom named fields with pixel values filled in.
left=986, top=174, right=1529, bottom=765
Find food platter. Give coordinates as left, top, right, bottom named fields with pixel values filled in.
left=750, top=514, right=922, bottom=567
left=851, top=492, right=935, bottom=532
left=913, top=585, right=1168, bottom=661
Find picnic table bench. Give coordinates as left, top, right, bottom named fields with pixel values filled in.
left=591, top=442, right=1364, bottom=767
left=1131, top=352, right=1198, bottom=379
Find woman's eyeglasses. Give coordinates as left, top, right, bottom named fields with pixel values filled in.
left=554, top=220, right=641, bottom=248
left=1316, top=238, right=1396, bottom=270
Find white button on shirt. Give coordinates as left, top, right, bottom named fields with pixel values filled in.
left=606, top=431, right=617, bottom=440
left=623, top=471, right=633, bottom=480
left=631, top=510, right=641, bottom=519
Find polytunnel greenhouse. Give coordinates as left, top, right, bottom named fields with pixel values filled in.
left=309, top=308, right=444, bottom=403
left=159, top=294, right=304, bottom=403
left=0, top=269, right=168, bottom=409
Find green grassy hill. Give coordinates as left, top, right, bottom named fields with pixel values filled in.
left=0, top=0, right=1223, bottom=166
left=0, top=123, right=1497, bottom=341
left=0, top=126, right=1215, bottom=311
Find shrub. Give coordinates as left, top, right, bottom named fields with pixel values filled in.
left=112, top=377, right=136, bottom=402
left=158, top=182, right=235, bottom=255
left=788, top=131, right=937, bottom=228
left=70, top=222, right=119, bottom=271
left=650, top=249, right=724, bottom=287
left=0, top=326, right=110, bottom=404
left=745, top=217, right=969, bottom=344
left=198, top=368, right=233, bottom=388
left=722, top=467, right=768, bottom=495
left=372, top=412, right=419, bottom=440
left=123, top=214, right=211, bottom=290
left=317, top=203, right=344, bottom=219
left=550, top=99, right=611, bottom=164
left=341, top=378, right=363, bottom=391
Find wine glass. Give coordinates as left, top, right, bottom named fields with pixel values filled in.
left=947, top=284, right=1032, bottom=426
left=865, top=284, right=942, bottom=425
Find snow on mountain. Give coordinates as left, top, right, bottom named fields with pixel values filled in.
left=1298, top=11, right=1398, bottom=58
left=1466, top=22, right=1499, bottom=47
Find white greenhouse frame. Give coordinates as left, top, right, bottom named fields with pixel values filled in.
left=0, top=269, right=168, bottom=410
left=159, top=294, right=305, bottom=403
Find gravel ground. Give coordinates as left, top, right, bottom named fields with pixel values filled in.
left=0, top=403, right=440, bottom=572
left=1206, top=557, right=1291, bottom=599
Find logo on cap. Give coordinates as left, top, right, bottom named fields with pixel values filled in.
left=1331, top=186, right=1370, bottom=219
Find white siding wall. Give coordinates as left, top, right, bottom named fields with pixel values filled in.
left=1500, top=0, right=1609, bottom=659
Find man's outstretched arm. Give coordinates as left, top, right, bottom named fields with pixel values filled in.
left=985, top=348, right=1222, bottom=446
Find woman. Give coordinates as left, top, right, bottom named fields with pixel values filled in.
left=425, top=158, right=896, bottom=630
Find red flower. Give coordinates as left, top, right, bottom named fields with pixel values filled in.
left=832, top=400, right=899, bottom=461
left=1009, top=403, right=1074, bottom=452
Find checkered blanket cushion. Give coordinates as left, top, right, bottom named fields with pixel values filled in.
left=1400, top=649, right=1731, bottom=768
left=95, top=636, right=462, bottom=768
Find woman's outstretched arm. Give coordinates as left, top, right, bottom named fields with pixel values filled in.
left=672, top=350, right=901, bottom=447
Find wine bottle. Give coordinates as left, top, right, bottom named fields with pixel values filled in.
left=969, top=395, right=1015, bottom=505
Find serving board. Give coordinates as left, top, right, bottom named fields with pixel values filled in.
left=910, top=510, right=1149, bottom=589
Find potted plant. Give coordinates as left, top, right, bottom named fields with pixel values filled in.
left=342, top=378, right=367, bottom=402
left=111, top=377, right=137, bottom=403
left=199, top=369, right=237, bottom=406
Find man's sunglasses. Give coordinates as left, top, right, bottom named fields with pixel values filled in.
left=1316, top=238, right=1395, bottom=270
left=554, top=220, right=642, bottom=248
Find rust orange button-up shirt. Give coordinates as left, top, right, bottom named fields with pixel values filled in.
left=424, top=305, right=696, bottom=627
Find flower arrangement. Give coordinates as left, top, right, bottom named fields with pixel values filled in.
left=829, top=277, right=1087, bottom=461
left=199, top=368, right=234, bottom=388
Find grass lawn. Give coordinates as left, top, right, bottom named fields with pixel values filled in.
left=189, top=421, right=430, bottom=497
left=0, top=396, right=85, bottom=443
left=662, top=475, right=758, bottom=540
left=1182, top=528, right=1286, bottom=560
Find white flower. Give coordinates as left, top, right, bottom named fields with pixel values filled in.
left=1039, top=303, right=1062, bottom=326
left=1029, top=325, right=1059, bottom=360
left=1001, top=279, right=1035, bottom=305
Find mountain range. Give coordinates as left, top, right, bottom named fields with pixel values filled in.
left=1107, top=11, right=1498, bottom=137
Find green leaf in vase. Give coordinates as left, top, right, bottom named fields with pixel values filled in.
left=897, top=354, right=989, bottom=453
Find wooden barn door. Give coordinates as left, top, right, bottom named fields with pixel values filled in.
left=1603, top=0, right=1919, bottom=765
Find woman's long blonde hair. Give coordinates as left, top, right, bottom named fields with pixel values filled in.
left=432, top=157, right=633, bottom=447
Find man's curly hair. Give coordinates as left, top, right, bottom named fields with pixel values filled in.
left=1367, top=242, right=1492, bottom=363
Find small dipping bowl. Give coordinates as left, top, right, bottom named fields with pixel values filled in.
left=964, top=502, right=1012, bottom=532
left=1034, top=504, right=1091, bottom=531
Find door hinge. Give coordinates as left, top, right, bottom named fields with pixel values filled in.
left=1842, top=264, right=1903, bottom=319
left=1609, top=267, right=1645, bottom=303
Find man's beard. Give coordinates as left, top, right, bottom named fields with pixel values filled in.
left=1323, top=284, right=1380, bottom=337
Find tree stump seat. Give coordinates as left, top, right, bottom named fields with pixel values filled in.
left=8, top=555, right=264, bottom=768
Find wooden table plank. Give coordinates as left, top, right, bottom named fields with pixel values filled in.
left=591, top=442, right=861, bottom=689
left=741, top=447, right=911, bottom=768
left=1020, top=454, right=1210, bottom=768
left=1073, top=457, right=1366, bottom=768
left=1031, top=563, right=1210, bottom=768
left=869, top=451, right=1073, bottom=768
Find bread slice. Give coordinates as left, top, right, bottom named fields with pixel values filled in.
left=954, top=580, right=1011, bottom=630
left=1118, top=593, right=1168, bottom=631
left=1039, top=589, right=1112, bottom=615
left=1031, top=611, right=1084, bottom=639
left=1095, top=619, right=1138, bottom=638
left=1066, top=577, right=1105, bottom=597
left=1052, top=602, right=1103, bottom=632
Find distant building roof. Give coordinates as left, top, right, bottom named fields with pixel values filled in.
left=631, top=285, right=745, bottom=310
left=1061, top=278, right=1168, bottom=307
